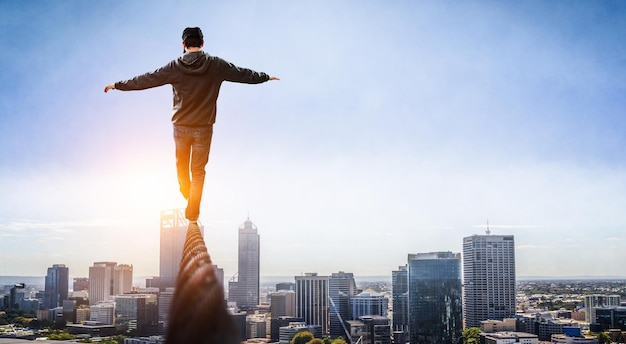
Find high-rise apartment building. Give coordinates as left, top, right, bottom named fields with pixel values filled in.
left=89, top=262, right=117, bottom=305
left=463, top=234, right=516, bottom=328
left=329, top=271, right=357, bottom=338
left=113, top=264, right=133, bottom=295
left=160, top=209, right=202, bottom=290
left=408, top=251, right=462, bottom=344
left=44, top=264, right=69, bottom=309
left=228, top=217, right=260, bottom=310
left=391, top=265, right=408, bottom=335
left=296, top=273, right=330, bottom=335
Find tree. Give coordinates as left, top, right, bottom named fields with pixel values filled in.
left=11, top=316, right=28, bottom=327
left=291, top=331, right=315, bottom=344
left=48, top=330, right=75, bottom=340
left=462, top=327, right=481, bottom=344
left=596, top=331, right=613, bottom=344
left=332, top=338, right=348, bottom=344
left=307, top=339, right=324, bottom=344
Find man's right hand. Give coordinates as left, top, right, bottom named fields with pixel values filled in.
left=104, top=83, right=115, bottom=93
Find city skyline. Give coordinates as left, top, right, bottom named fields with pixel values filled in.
left=2, top=1, right=626, bottom=279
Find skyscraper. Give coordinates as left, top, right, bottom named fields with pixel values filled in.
left=463, top=234, right=516, bottom=328
left=228, top=217, right=260, bottom=310
left=329, top=271, right=357, bottom=338
left=44, top=264, right=69, bottom=310
left=391, top=265, right=408, bottom=335
left=408, top=252, right=462, bottom=344
left=89, top=262, right=117, bottom=305
left=270, top=291, right=296, bottom=318
left=296, top=273, right=330, bottom=335
left=113, top=264, right=133, bottom=295
left=159, top=209, right=203, bottom=290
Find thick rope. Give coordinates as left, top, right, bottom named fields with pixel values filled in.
left=166, top=223, right=240, bottom=343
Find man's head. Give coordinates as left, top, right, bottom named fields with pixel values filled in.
left=182, top=27, right=204, bottom=49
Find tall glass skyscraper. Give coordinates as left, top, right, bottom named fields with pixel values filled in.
left=44, top=264, right=69, bottom=309
left=329, top=271, right=357, bottom=338
left=391, top=265, right=408, bottom=335
left=463, top=234, right=516, bottom=328
left=228, top=217, right=260, bottom=310
left=408, top=252, right=462, bottom=344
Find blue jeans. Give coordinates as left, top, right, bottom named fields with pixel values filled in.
left=173, top=125, right=213, bottom=221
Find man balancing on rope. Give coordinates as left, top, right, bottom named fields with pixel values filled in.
left=104, top=27, right=278, bottom=223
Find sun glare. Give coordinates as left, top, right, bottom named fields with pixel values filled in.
left=107, top=166, right=181, bottom=222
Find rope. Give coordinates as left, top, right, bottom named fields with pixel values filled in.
left=166, top=223, right=240, bottom=343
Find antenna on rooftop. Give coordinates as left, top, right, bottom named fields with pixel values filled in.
left=486, top=219, right=491, bottom=235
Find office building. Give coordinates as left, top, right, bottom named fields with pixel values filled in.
left=278, top=322, right=323, bottom=344
left=584, top=295, right=621, bottom=323
left=515, top=312, right=582, bottom=341
left=271, top=291, right=296, bottom=318
left=44, top=264, right=69, bottom=309
left=113, top=264, right=133, bottom=295
left=463, top=234, right=516, bottom=327
left=481, top=318, right=516, bottom=333
left=391, top=265, right=408, bottom=335
left=228, top=216, right=261, bottom=310
left=158, top=287, right=175, bottom=331
left=160, top=209, right=202, bottom=290
left=90, top=302, right=115, bottom=325
left=350, top=290, right=388, bottom=320
left=89, top=262, right=116, bottom=305
left=63, top=299, right=77, bottom=323
left=482, top=332, right=538, bottom=344
left=346, top=316, right=392, bottom=344
left=551, top=334, right=598, bottom=344
left=329, top=271, right=357, bottom=338
left=361, top=315, right=392, bottom=344
left=246, top=314, right=268, bottom=339
left=295, top=273, right=330, bottom=334
left=115, top=294, right=159, bottom=336
left=595, top=306, right=626, bottom=331
left=270, top=316, right=304, bottom=342
left=408, top=251, right=462, bottom=344
left=9, top=284, right=26, bottom=309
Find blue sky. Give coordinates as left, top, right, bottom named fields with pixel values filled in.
left=1, top=1, right=625, bottom=280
